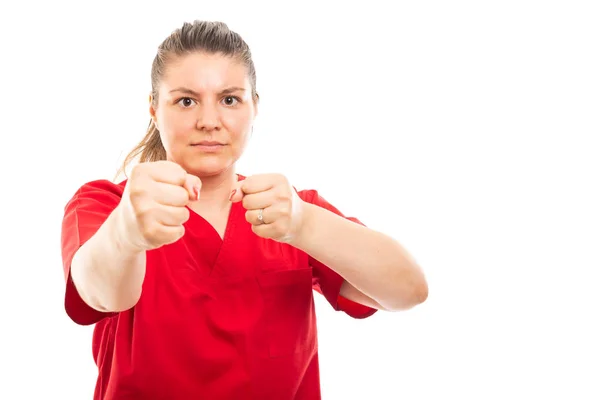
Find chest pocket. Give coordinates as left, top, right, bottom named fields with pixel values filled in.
left=256, top=267, right=317, bottom=358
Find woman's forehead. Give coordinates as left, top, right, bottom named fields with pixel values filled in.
left=160, top=52, right=250, bottom=93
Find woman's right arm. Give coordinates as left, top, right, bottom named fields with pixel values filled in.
left=70, top=204, right=146, bottom=313
left=67, top=160, right=202, bottom=314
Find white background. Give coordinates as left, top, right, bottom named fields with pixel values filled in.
left=1, top=1, right=599, bottom=399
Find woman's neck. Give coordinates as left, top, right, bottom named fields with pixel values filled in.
left=191, top=168, right=239, bottom=211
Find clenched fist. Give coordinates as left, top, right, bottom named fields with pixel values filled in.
left=117, top=160, right=201, bottom=251
left=230, top=173, right=307, bottom=243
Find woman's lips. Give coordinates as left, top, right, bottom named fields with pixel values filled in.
left=191, top=141, right=225, bottom=152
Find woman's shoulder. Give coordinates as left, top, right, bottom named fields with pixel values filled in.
left=64, top=178, right=128, bottom=209
left=75, top=178, right=127, bottom=195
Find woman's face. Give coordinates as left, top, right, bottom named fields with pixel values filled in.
left=150, top=52, right=257, bottom=178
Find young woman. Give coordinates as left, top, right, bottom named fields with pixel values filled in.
left=60, top=20, right=428, bottom=400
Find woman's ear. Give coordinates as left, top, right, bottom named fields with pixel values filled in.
left=149, top=94, right=157, bottom=124
left=253, top=93, right=259, bottom=118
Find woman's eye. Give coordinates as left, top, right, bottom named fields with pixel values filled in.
left=178, top=97, right=195, bottom=107
left=222, top=96, right=239, bottom=106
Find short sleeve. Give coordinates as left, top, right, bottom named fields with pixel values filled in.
left=297, top=189, right=378, bottom=319
left=60, top=179, right=126, bottom=325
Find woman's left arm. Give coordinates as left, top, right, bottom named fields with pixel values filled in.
left=290, top=201, right=428, bottom=312
left=232, top=173, right=428, bottom=312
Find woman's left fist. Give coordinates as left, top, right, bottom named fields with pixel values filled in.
left=230, top=173, right=306, bottom=243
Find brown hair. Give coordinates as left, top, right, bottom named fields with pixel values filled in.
left=116, top=20, right=258, bottom=180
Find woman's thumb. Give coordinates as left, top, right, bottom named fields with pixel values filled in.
left=229, top=181, right=245, bottom=203
left=184, top=174, right=202, bottom=201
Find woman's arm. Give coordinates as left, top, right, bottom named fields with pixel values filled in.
left=70, top=204, right=146, bottom=313
left=290, top=201, right=428, bottom=311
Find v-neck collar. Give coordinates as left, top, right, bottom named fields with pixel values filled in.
left=184, top=174, right=246, bottom=277
left=185, top=174, right=245, bottom=241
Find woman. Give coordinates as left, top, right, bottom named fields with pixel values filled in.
left=60, top=20, right=428, bottom=400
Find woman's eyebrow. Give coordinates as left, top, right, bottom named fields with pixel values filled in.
left=219, top=87, right=246, bottom=95
left=168, top=87, right=246, bottom=96
left=169, top=87, right=199, bottom=96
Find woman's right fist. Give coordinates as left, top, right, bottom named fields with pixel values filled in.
left=117, top=160, right=201, bottom=251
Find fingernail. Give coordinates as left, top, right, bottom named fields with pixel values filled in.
left=229, top=189, right=236, bottom=201
left=193, top=186, right=200, bottom=201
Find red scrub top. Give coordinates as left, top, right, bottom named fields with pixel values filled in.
left=61, top=175, right=377, bottom=400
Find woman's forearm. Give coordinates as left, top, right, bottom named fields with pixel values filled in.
left=291, top=202, right=428, bottom=311
left=70, top=205, right=146, bottom=313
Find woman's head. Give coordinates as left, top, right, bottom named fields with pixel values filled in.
left=118, top=20, right=259, bottom=179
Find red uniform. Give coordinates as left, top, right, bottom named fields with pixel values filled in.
left=61, top=175, right=377, bottom=399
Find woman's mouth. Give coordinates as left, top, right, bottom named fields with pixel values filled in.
left=191, top=141, right=225, bottom=152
